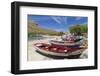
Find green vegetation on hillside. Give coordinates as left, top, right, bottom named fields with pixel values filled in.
left=69, top=24, right=88, bottom=35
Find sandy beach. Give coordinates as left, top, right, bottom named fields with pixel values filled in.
left=27, top=36, right=88, bottom=61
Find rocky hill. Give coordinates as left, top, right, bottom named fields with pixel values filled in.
left=28, top=20, right=61, bottom=37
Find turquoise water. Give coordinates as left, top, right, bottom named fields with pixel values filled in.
left=28, top=36, right=47, bottom=40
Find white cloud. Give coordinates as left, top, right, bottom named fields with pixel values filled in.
left=51, top=16, right=62, bottom=24
left=51, top=16, right=68, bottom=26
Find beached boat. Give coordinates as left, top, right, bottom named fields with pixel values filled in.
left=61, top=34, right=82, bottom=42
left=49, top=40, right=82, bottom=47
left=34, top=43, right=86, bottom=59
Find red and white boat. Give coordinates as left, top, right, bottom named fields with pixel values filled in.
left=34, top=43, right=86, bottom=59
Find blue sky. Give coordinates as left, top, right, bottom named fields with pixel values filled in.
left=28, top=15, right=88, bottom=32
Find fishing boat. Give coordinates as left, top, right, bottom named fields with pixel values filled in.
left=49, top=40, right=82, bottom=47
left=34, top=43, right=86, bottom=59
left=61, top=34, right=83, bottom=42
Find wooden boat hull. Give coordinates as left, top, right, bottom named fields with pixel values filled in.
left=34, top=43, right=85, bottom=59
left=49, top=40, right=81, bottom=47
left=36, top=50, right=81, bottom=59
